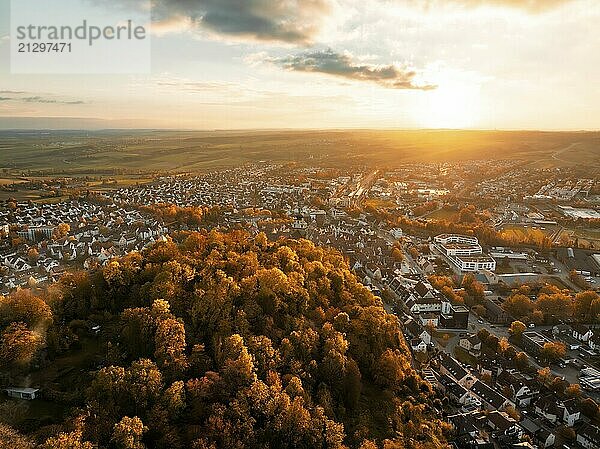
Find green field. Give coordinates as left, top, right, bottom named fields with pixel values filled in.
left=425, top=207, right=459, bottom=221
left=1, top=129, right=599, bottom=175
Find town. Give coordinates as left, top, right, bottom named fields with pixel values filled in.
left=1, top=159, right=600, bottom=449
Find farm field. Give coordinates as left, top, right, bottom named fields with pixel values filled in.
left=1, top=129, right=599, bottom=175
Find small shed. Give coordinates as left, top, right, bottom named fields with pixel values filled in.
left=4, top=387, right=40, bottom=400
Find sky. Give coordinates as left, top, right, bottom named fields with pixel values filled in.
left=0, top=0, right=599, bottom=130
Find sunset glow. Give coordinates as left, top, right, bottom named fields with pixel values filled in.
left=0, top=0, right=598, bottom=130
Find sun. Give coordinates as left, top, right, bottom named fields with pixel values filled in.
left=414, top=82, right=482, bottom=129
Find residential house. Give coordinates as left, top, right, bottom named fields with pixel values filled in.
left=495, top=369, right=537, bottom=407
left=486, top=411, right=521, bottom=439
left=562, top=398, right=581, bottom=427
left=410, top=338, right=427, bottom=353
left=469, top=380, right=513, bottom=411
left=577, top=424, right=600, bottom=449
left=573, top=324, right=594, bottom=343
left=519, top=418, right=556, bottom=449
left=404, top=318, right=432, bottom=345
left=439, top=353, right=474, bottom=387
left=438, top=375, right=472, bottom=404
left=459, top=334, right=482, bottom=357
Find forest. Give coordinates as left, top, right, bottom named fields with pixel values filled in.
left=0, top=230, right=450, bottom=449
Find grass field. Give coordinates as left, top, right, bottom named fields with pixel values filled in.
left=425, top=207, right=459, bottom=221
left=0, top=178, right=27, bottom=185
left=559, top=227, right=600, bottom=247
left=499, top=224, right=555, bottom=242
left=1, top=129, right=599, bottom=175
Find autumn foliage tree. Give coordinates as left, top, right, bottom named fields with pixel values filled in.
left=3, top=231, right=450, bottom=449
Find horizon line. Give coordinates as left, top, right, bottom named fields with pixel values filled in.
left=1, top=126, right=599, bottom=133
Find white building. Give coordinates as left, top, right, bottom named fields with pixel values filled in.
left=434, top=234, right=496, bottom=273
left=4, top=387, right=39, bottom=400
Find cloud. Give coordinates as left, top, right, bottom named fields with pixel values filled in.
left=413, top=0, right=574, bottom=12
left=21, top=96, right=86, bottom=105
left=148, top=0, right=329, bottom=44
left=0, top=93, right=87, bottom=105
left=268, top=49, right=436, bottom=90
left=151, top=15, right=196, bottom=36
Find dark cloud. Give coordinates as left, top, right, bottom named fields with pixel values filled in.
left=21, top=96, right=86, bottom=105
left=0, top=93, right=86, bottom=104
left=270, top=49, right=436, bottom=90
left=150, top=0, right=329, bottom=44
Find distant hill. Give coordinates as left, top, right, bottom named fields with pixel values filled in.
left=1, top=129, right=599, bottom=174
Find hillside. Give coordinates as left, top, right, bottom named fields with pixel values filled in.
left=0, top=231, right=450, bottom=449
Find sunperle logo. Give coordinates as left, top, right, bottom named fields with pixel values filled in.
left=10, top=0, right=151, bottom=74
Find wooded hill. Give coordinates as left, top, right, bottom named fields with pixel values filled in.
left=0, top=230, right=450, bottom=449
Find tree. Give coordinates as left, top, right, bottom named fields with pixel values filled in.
left=2, top=230, right=451, bottom=449
left=508, top=321, right=526, bottom=338
left=473, top=305, right=486, bottom=317
left=536, top=293, right=573, bottom=322
left=502, top=294, right=534, bottom=319
left=162, top=381, right=186, bottom=418
left=0, top=401, right=28, bottom=427
left=566, top=383, right=582, bottom=398
left=391, top=247, right=404, bottom=263
left=27, top=247, right=39, bottom=264
left=374, top=349, right=409, bottom=391
left=580, top=398, right=600, bottom=419
left=498, top=337, right=510, bottom=354
left=409, top=247, right=420, bottom=260
left=537, top=367, right=553, bottom=385
left=111, top=416, right=147, bottom=449
left=574, top=291, right=600, bottom=321
left=344, top=358, right=362, bottom=410
left=0, top=322, right=44, bottom=370
left=540, top=342, right=566, bottom=364
left=514, top=352, right=530, bottom=371
left=531, top=310, right=545, bottom=325
left=477, top=328, right=490, bottom=343
left=559, top=427, right=576, bottom=441
left=121, top=307, right=156, bottom=358
left=52, top=223, right=71, bottom=240
left=124, top=359, right=163, bottom=413
left=0, top=289, right=53, bottom=329
left=458, top=206, right=477, bottom=224
left=221, top=334, right=256, bottom=391
left=0, top=424, right=34, bottom=449
left=154, top=318, right=188, bottom=378
left=42, top=430, right=93, bottom=449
